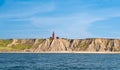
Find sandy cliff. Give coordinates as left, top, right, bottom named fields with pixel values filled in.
left=1, top=38, right=120, bottom=52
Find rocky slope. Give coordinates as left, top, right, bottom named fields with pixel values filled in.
left=0, top=38, right=120, bottom=52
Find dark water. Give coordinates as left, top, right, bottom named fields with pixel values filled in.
left=0, top=53, right=120, bottom=70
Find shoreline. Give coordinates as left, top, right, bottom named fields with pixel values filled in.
left=1, top=51, right=120, bottom=54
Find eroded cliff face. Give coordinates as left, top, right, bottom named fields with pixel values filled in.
left=33, top=39, right=71, bottom=52
left=1, top=38, right=120, bottom=52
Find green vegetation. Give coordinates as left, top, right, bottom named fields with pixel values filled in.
left=0, top=46, right=13, bottom=51
left=0, top=40, right=13, bottom=51
left=0, top=39, right=12, bottom=47
left=0, top=39, right=32, bottom=51
left=11, top=44, right=32, bottom=51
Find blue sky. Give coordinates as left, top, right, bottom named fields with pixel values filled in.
left=0, top=0, right=120, bottom=39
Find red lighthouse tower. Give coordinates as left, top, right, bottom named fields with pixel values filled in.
left=52, top=32, right=56, bottom=39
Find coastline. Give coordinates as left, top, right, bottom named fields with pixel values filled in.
left=1, top=51, right=120, bottom=54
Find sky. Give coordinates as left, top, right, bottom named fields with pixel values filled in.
left=0, top=0, right=120, bottom=39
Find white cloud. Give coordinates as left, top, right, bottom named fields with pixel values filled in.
left=1, top=0, right=120, bottom=38
left=27, top=13, right=102, bottom=38
left=28, top=7, right=120, bottom=38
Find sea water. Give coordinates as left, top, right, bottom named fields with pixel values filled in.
left=0, top=53, right=120, bottom=70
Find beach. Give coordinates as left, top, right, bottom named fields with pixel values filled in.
left=1, top=51, right=120, bottom=54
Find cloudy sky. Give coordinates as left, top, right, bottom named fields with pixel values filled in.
left=0, top=0, right=120, bottom=39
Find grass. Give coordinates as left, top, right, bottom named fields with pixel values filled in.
left=0, top=39, right=33, bottom=51
left=0, top=46, right=13, bottom=51
left=11, top=44, right=32, bottom=51
left=0, top=40, right=13, bottom=51
left=0, top=39, right=13, bottom=47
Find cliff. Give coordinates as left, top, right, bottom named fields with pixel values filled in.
left=0, top=38, right=120, bottom=52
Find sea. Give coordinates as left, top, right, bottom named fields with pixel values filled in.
left=0, top=53, right=120, bottom=70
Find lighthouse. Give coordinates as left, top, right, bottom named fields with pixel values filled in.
left=52, top=32, right=56, bottom=39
